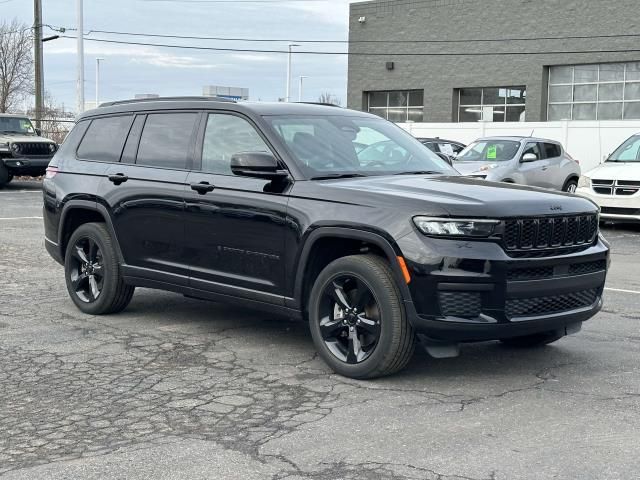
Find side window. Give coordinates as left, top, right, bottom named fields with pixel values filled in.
left=543, top=143, right=561, bottom=158
left=522, top=142, right=542, bottom=160
left=136, top=113, right=198, bottom=170
left=201, top=114, right=271, bottom=175
left=450, top=143, right=465, bottom=154
left=439, top=143, right=455, bottom=156
left=76, top=115, right=133, bottom=162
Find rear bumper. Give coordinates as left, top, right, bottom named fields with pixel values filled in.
left=398, top=233, right=609, bottom=342
left=2, top=156, right=52, bottom=175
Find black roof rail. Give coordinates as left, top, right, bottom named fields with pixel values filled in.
left=293, top=102, right=342, bottom=108
left=99, top=96, right=237, bottom=107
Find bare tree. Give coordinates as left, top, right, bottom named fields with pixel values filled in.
left=317, top=92, right=342, bottom=106
left=0, top=19, right=33, bottom=113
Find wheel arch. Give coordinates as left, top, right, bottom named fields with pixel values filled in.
left=58, top=200, right=124, bottom=263
left=291, top=227, right=411, bottom=315
left=562, top=174, right=580, bottom=190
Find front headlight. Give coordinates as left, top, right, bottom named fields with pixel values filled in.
left=413, top=216, right=499, bottom=237
left=48, top=143, right=57, bottom=153
left=578, top=175, right=591, bottom=188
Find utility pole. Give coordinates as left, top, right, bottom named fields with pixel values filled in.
left=76, top=0, right=84, bottom=114
left=298, top=76, right=308, bottom=102
left=95, top=58, right=104, bottom=107
left=285, top=43, right=299, bottom=103
left=34, top=0, right=43, bottom=129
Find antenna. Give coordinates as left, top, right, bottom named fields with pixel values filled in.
left=529, top=129, right=535, bottom=137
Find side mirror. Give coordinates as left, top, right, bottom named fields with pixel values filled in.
left=230, top=152, right=289, bottom=180
left=521, top=153, right=538, bottom=163
left=35, top=128, right=42, bottom=136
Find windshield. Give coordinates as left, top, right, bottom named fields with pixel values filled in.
left=456, top=140, right=521, bottom=162
left=608, top=135, right=640, bottom=162
left=264, top=114, right=457, bottom=178
left=0, top=116, right=35, bottom=134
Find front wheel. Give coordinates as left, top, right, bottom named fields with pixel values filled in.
left=308, top=255, right=415, bottom=379
left=64, top=222, right=135, bottom=315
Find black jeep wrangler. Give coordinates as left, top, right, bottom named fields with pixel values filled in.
left=43, top=97, right=609, bottom=379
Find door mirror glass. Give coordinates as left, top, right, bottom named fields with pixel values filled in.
left=230, top=152, right=289, bottom=180
left=522, top=153, right=538, bottom=162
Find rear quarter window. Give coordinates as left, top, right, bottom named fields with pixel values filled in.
left=543, top=143, right=562, bottom=158
left=76, top=115, right=133, bottom=162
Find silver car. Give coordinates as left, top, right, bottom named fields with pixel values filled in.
left=453, top=136, right=581, bottom=192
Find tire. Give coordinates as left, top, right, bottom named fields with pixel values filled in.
left=0, top=163, right=9, bottom=187
left=64, top=222, right=135, bottom=315
left=500, top=331, right=564, bottom=348
left=308, top=254, right=415, bottom=379
left=563, top=179, right=578, bottom=193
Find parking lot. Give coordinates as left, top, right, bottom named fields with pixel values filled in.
left=0, top=180, right=638, bottom=480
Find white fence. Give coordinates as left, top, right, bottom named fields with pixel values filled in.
left=399, top=121, right=640, bottom=173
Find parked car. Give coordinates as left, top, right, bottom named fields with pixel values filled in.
left=417, top=137, right=465, bottom=164
left=44, top=97, right=608, bottom=379
left=576, top=133, right=640, bottom=223
left=0, top=114, right=58, bottom=187
left=453, top=136, right=580, bottom=192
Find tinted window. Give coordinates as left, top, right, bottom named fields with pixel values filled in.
left=77, top=115, right=132, bottom=162
left=201, top=114, right=271, bottom=175
left=136, top=113, right=198, bottom=169
left=121, top=115, right=145, bottom=164
left=543, top=143, right=561, bottom=158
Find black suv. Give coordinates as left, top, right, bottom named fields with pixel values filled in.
left=43, top=97, right=609, bottom=379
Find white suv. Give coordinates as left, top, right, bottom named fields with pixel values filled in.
left=577, top=134, right=640, bottom=223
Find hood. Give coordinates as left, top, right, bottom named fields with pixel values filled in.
left=0, top=131, right=55, bottom=144
left=584, top=161, right=640, bottom=181
left=451, top=160, right=510, bottom=176
left=303, top=175, right=598, bottom=218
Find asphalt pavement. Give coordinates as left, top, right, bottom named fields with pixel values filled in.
left=0, top=180, right=638, bottom=480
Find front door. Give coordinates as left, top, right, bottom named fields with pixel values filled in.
left=183, top=112, right=290, bottom=304
left=518, top=142, right=550, bottom=188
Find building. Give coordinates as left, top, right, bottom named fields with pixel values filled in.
left=347, top=0, right=640, bottom=123
left=203, top=85, right=249, bottom=101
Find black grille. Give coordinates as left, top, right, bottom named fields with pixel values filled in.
left=507, top=266, right=554, bottom=281
left=505, top=289, right=599, bottom=319
left=502, top=215, right=598, bottom=257
left=568, top=260, right=607, bottom=276
left=12, top=142, right=53, bottom=157
left=601, top=206, right=640, bottom=216
left=616, top=180, right=640, bottom=186
left=439, top=291, right=481, bottom=318
left=592, top=179, right=614, bottom=185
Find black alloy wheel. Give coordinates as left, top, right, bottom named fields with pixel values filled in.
left=68, top=236, right=105, bottom=303
left=318, top=275, right=381, bottom=364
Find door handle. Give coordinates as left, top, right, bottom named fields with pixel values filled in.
left=541, top=166, right=548, bottom=171
left=190, top=181, right=215, bottom=194
left=108, top=173, right=128, bottom=185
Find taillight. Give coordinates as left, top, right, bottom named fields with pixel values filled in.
left=45, top=166, right=59, bottom=179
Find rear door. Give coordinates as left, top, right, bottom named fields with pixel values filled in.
left=99, top=111, right=199, bottom=285
left=183, top=111, right=290, bottom=303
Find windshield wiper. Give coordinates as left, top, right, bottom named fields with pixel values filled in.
left=393, top=170, right=443, bottom=176
left=310, top=173, right=368, bottom=180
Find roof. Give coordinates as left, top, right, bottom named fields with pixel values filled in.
left=477, top=136, right=560, bottom=143
left=0, top=113, right=30, bottom=118
left=79, top=97, right=374, bottom=120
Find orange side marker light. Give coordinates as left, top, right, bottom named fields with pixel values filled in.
left=397, top=256, right=411, bottom=284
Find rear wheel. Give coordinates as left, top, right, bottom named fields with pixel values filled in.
left=563, top=179, right=578, bottom=193
left=500, top=331, right=564, bottom=348
left=64, top=222, right=134, bottom=315
left=308, top=255, right=415, bottom=379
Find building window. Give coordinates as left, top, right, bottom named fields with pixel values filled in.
left=366, top=90, right=424, bottom=122
left=548, top=62, right=640, bottom=121
left=457, top=87, right=526, bottom=122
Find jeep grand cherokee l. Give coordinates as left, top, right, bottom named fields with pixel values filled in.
left=0, top=114, right=58, bottom=186
left=43, top=97, right=609, bottom=379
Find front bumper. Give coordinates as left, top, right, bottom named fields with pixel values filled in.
left=1, top=156, right=52, bottom=175
left=577, top=186, right=640, bottom=222
left=397, top=232, right=609, bottom=342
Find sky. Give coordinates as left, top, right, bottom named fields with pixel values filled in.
left=1, top=0, right=357, bottom=112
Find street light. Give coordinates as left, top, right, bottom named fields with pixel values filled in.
left=95, top=58, right=105, bottom=107
left=298, top=76, right=309, bottom=102
left=285, top=43, right=300, bottom=103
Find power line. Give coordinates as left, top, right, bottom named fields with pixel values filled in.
left=58, top=35, right=640, bottom=57
left=52, top=26, right=640, bottom=44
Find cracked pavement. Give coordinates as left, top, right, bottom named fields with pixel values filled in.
left=1, top=181, right=639, bottom=479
